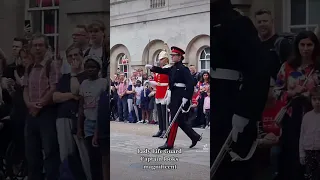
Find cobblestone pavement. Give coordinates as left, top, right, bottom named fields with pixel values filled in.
left=110, top=121, right=210, bottom=180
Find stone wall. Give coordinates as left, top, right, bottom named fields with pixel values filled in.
left=58, top=0, right=109, bottom=51
left=110, top=0, right=210, bottom=76
left=0, top=0, right=25, bottom=64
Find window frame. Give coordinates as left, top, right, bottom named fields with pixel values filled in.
left=26, top=0, right=59, bottom=59
left=118, top=54, right=129, bottom=77
left=153, top=50, right=162, bottom=66
left=150, top=0, right=166, bottom=9
left=284, top=0, right=319, bottom=32
left=198, top=47, right=210, bottom=72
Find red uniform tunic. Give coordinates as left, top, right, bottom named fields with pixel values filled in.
left=153, top=71, right=169, bottom=100
left=262, top=101, right=284, bottom=136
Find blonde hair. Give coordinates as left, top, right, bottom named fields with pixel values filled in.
left=163, top=57, right=169, bottom=64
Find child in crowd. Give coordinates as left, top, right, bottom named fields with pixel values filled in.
left=203, top=86, right=210, bottom=129
left=148, top=86, right=156, bottom=124
left=78, top=56, right=107, bottom=180
left=299, top=86, right=320, bottom=180
left=126, top=78, right=136, bottom=123
left=188, top=86, right=199, bottom=127
left=140, top=82, right=151, bottom=124
left=135, top=80, right=143, bottom=123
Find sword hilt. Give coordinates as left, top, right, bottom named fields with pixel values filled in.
left=211, top=129, right=259, bottom=178
left=181, top=100, right=192, bottom=113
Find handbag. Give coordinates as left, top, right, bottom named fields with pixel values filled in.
left=275, top=68, right=314, bottom=125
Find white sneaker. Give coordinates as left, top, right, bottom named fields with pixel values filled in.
left=144, top=120, right=149, bottom=124
left=137, top=120, right=144, bottom=123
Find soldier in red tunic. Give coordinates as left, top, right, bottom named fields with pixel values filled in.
left=146, top=46, right=202, bottom=150
left=149, top=50, right=170, bottom=138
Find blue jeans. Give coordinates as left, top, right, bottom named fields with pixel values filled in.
left=25, top=106, right=60, bottom=180
left=117, top=95, right=128, bottom=121
left=84, top=119, right=96, bottom=138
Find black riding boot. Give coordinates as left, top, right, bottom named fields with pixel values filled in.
left=153, top=104, right=164, bottom=137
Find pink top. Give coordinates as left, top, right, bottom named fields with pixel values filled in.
left=117, top=81, right=128, bottom=96
left=299, top=110, right=320, bottom=158
left=203, top=96, right=210, bottom=112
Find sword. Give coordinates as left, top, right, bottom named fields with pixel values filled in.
left=165, top=104, right=168, bottom=130
left=162, top=101, right=191, bottom=139
left=210, top=131, right=232, bottom=179
left=210, top=126, right=259, bottom=179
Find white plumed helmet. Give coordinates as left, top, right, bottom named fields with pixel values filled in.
left=158, top=50, right=169, bottom=60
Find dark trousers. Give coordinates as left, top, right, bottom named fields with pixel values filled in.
left=110, top=98, right=118, bottom=120
left=197, top=93, right=207, bottom=127
left=25, top=106, right=60, bottom=180
left=85, top=136, right=103, bottom=180
left=305, top=150, right=320, bottom=180
left=277, top=98, right=310, bottom=180
left=166, top=89, right=200, bottom=147
left=156, top=103, right=167, bottom=132
left=205, top=109, right=210, bottom=126
left=117, top=96, right=128, bottom=121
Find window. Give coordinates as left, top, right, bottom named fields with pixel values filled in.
left=27, top=0, right=59, bottom=58
left=150, top=0, right=165, bottom=8
left=153, top=51, right=160, bottom=66
left=287, top=0, right=319, bottom=33
left=118, top=54, right=129, bottom=77
left=199, top=47, right=210, bottom=72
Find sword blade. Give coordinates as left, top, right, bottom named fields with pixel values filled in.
left=162, top=103, right=183, bottom=139
left=166, top=104, right=168, bottom=130
left=210, top=131, right=233, bottom=178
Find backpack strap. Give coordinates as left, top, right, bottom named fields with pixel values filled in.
left=27, top=63, right=34, bottom=76
left=45, top=59, right=52, bottom=79
left=84, top=48, right=90, bottom=57
left=27, top=59, right=52, bottom=79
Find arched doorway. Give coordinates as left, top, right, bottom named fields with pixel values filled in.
left=185, top=34, right=210, bottom=69
left=110, top=44, right=131, bottom=77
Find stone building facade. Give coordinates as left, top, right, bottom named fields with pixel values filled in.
left=0, top=0, right=319, bottom=74
left=110, top=0, right=210, bottom=77
left=110, top=0, right=320, bottom=77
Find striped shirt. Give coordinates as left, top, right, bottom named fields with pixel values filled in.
left=23, top=58, right=60, bottom=103
left=117, top=81, right=128, bottom=96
